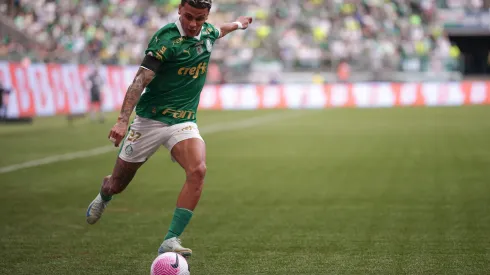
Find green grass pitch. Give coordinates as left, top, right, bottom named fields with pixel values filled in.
left=0, top=106, right=489, bottom=274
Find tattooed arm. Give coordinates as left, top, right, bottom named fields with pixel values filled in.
left=117, top=67, right=155, bottom=124
left=108, top=67, right=155, bottom=147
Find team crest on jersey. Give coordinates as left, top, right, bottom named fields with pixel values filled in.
left=205, top=39, right=212, bottom=52
left=196, top=45, right=204, bottom=55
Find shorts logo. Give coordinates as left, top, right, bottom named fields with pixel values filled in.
left=125, top=145, right=133, bottom=156
left=180, top=125, right=194, bottom=132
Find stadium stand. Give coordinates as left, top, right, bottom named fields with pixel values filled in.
left=1, top=0, right=489, bottom=83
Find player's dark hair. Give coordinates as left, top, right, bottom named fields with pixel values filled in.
left=181, top=0, right=212, bottom=10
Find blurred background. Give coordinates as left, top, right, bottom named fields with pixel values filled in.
left=1, top=0, right=490, bottom=85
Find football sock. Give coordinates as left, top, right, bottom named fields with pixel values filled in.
left=164, top=208, right=194, bottom=240
left=99, top=190, right=113, bottom=202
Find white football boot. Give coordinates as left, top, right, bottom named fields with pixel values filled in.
left=86, top=193, right=110, bottom=224
left=158, top=237, right=192, bottom=258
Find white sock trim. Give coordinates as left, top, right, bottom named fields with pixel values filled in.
left=177, top=207, right=194, bottom=214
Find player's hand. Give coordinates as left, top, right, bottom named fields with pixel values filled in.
left=108, top=121, right=127, bottom=147
left=236, top=16, right=253, bottom=29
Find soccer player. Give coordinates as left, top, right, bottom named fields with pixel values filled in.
left=85, top=65, right=105, bottom=123
left=86, top=0, right=252, bottom=258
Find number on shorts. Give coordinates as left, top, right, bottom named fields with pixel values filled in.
left=127, top=130, right=142, bottom=142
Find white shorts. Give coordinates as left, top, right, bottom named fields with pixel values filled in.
left=118, top=115, right=204, bottom=163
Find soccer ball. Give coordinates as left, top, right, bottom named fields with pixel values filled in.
left=150, top=252, right=190, bottom=275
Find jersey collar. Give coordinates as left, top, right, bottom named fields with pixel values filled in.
left=175, top=19, right=202, bottom=40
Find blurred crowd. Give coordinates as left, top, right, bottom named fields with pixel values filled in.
left=1, top=0, right=488, bottom=77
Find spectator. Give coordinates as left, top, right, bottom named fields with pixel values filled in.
left=0, top=80, right=11, bottom=119
left=85, top=65, right=105, bottom=123
left=1, top=0, right=471, bottom=75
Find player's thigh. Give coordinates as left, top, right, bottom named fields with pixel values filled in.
left=171, top=138, right=206, bottom=172
left=165, top=123, right=206, bottom=171
left=118, top=116, right=167, bottom=163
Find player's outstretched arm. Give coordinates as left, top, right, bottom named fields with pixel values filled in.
left=108, top=67, right=155, bottom=147
left=218, top=16, right=253, bottom=39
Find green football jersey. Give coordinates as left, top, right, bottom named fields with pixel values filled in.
left=135, top=20, right=220, bottom=125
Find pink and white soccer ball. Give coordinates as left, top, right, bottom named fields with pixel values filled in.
left=151, top=252, right=190, bottom=275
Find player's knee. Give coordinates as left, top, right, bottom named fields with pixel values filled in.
left=186, top=162, right=207, bottom=182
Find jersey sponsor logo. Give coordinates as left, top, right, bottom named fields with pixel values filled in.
left=162, top=108, right=196, bottom=120
left=155, top=46, right=167, bottom=60
left=173, top=37, right=185, bottom=45
left=178, top=62, right=207, bottom=79
left=183, top=49, right=191, bottom=56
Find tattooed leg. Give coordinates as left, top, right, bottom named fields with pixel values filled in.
left=101, top=157, right=145, bottom=196
left=86, top=158, right=144, bottom=225
left=88, top=64, right=156, bottom=225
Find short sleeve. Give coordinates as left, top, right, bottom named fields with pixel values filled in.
left=145, top=33, right=174, bottom=61
left=206, top=23, right=221, bottom=41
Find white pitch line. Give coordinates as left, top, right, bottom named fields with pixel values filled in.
left=0, top=112, right=302, bottom=174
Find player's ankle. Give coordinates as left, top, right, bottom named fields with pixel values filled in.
left=164, top=231, right=178, bottom=240
left=99, top=190, right=113, bottom=202
left=164, top=208, right=193, bottom=240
